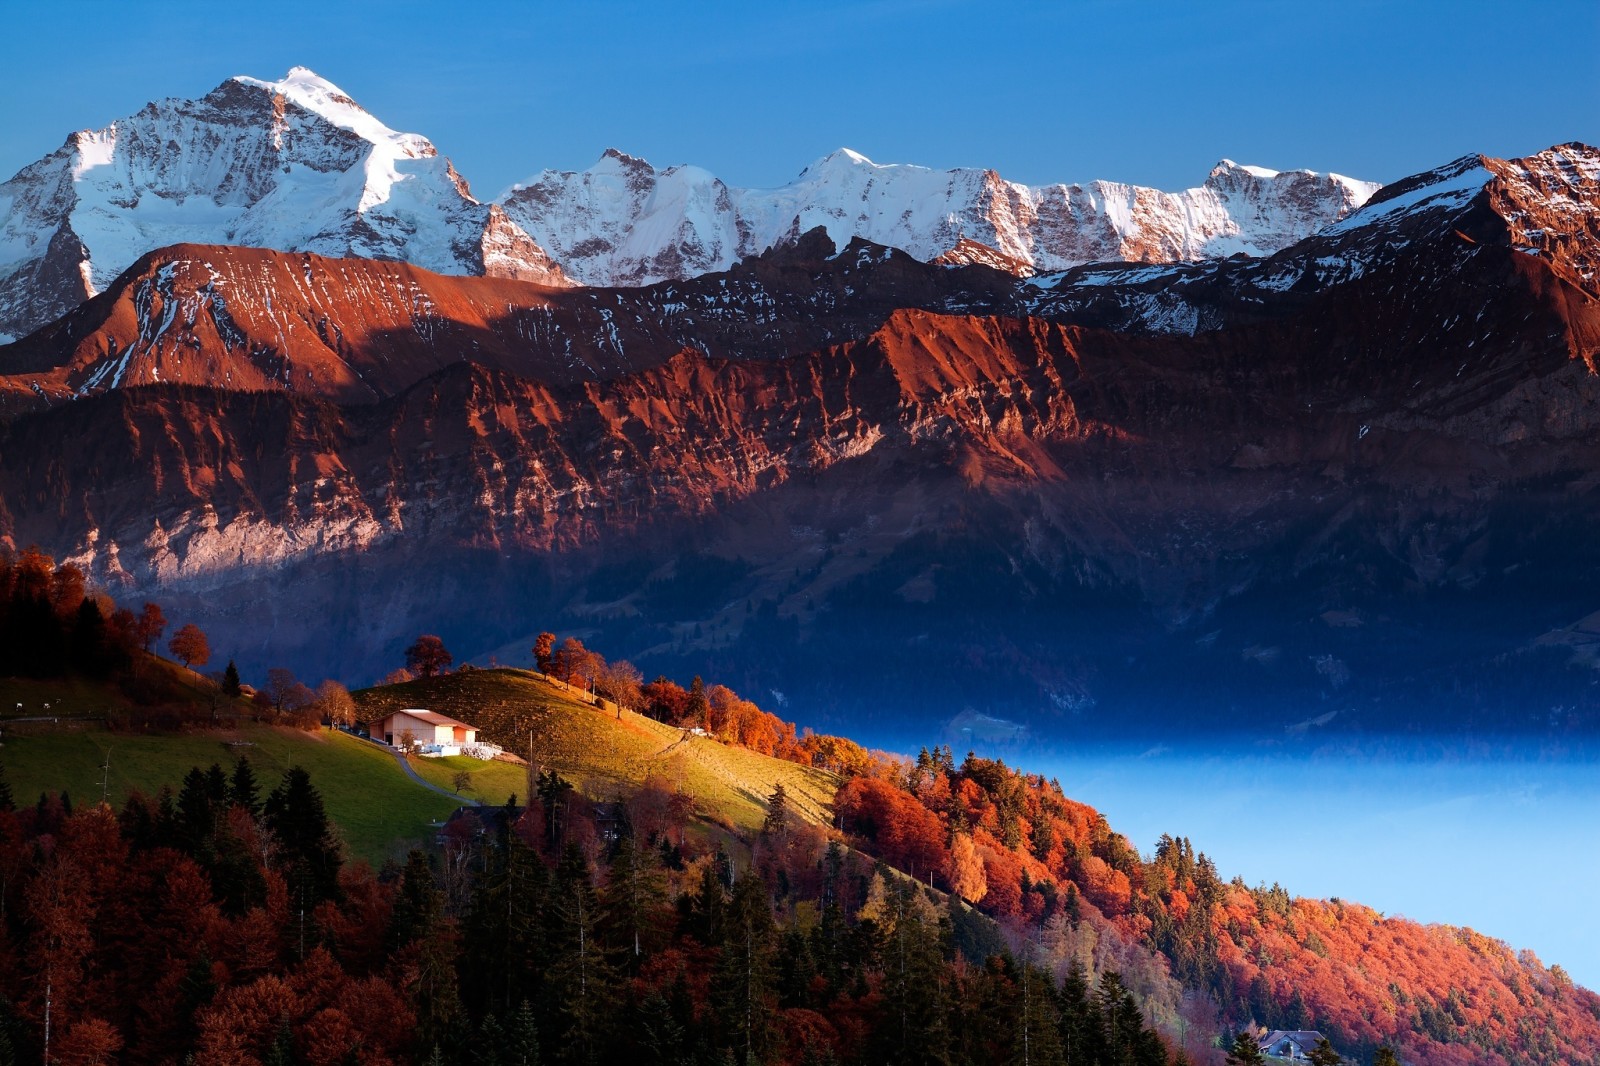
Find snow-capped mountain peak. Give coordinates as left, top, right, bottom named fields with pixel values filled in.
left=499, top=147, right=1382, bottom=288
left=230, top=66, right=425, bottom=157
left=0, top=68, right=565, bottom=340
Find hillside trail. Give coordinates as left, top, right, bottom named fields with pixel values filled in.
left=389, top=749, right=482, bottom=806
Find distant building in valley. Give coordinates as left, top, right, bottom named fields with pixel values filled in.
left=1258, top=1030, right=1327, bottom=1062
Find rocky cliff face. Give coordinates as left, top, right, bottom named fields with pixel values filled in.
left=0, top=67, right=568, bottom=342
left=0, top=143, right=1596, bottom=738
left=500, top=147, right=1380, bottom=287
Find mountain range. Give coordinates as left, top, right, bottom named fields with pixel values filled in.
left=0, top=68, right=1373, bottom=341
left=0, top=69, right=1597, bottom=743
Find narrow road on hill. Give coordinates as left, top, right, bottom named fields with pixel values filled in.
left=388, top=750, right=482, bottom=806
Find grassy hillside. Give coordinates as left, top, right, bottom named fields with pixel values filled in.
left=0, top=656, right=234, bottom=722
left=355, top=668, right=840, bottom=837
left=2, top=666, right=841, bottom=869
left=0, top=722, right=456, bottom=863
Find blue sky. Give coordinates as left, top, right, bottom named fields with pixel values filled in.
left=1, top=0, right=1594, bottom=196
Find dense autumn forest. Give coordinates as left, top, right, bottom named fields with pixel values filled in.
left=1, top=550, right=1598, bottom=1065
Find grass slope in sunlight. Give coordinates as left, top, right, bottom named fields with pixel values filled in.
left=356, top=668, right=839, bottom=836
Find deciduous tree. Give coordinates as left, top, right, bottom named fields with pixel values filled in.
left=949, top=833, right=987, bottom=903
left=167, top=623, right=210, bottom=670
left=134, top=602, right=166, bottom=653
left=405, top=635, right=453, bottom=679
left=533, top=632, right=556, bottom=674
left=314, top=680, right=357, bottom=731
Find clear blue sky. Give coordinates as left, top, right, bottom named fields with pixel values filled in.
left=1, top=1, right=1594, bottom=196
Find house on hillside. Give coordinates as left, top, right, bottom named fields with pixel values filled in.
left=368, top=708, right=478, bottom=756
left=1258, top=1031, right=1327, bottom=1062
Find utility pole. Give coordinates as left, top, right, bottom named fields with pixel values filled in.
left=99, top=746, right=113, bottom=806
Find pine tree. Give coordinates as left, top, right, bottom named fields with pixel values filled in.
left=716, top=872, right=778, bottom=1066
left=222, top=660, right=242, bottom=697
left=874, top=880, right=953, bottom=1066
left=1226, top=1030, right=1266, bottom=1066
left=1307, top=1037, right=1343, bottom=1066
left=229, top=757, right=260, bottom=816
left=507, top=1000, right=541, bottom=1066
left=1056, top=961, right=1103, bottom=1066
left=0, top=762, right=13, bottom=812
left=1372, top=1048, right=1401, bottom=1066
left=263, top=766, right=343, bottom=902
left=761, top=783, right=789, bottom=840
left=1010, top=963, right=1065, bottom=1066
left=175, top=767, right=216, bottom=859
left=599, top=832, right=666, bottom=973
left=392, top=850, right=443, bottom=948
left=547, top=846, right=616, bottom=1065
left=474, top=1013, right=506, bottom=1066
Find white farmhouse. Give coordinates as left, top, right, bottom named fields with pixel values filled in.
left=369, top=708, right=478, bottom=755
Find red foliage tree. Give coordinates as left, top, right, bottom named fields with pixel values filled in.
left=404, top=634, right=453, bottom=678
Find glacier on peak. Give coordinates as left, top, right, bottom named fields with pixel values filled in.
left=499, top=145, right=1384, bottom=288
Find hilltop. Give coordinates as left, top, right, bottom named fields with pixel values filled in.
left=352, top=667, right=840, bottom=838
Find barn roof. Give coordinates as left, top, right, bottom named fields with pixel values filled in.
left=1258, top=1030, right=1324, bottom=1050
left=370, top=707, right=477, bottom=730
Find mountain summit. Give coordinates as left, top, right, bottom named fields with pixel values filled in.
left=498, top=146, right=1380, bottom=287
left=0, top=67, right=568, bottom=340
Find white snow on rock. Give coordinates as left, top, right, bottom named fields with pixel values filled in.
left=0, top=67, right=566, bottom=339
left=499, top=147, right=1382, bottom=287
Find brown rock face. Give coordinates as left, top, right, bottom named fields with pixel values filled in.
left=1, top=144, right=1598, bottom=737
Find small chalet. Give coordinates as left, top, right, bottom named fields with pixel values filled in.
left=368, top=708, right=478, bottom=755
left=1258, top=1031, right=1326, bottom=1062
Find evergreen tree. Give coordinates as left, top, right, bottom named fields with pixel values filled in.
left=761, top=783, right=789, bottom=840
left=1372, top=1048, right=1401, bottom=1066
left=392, top=850, right=443, bottom=949
left=874, top=880, right=953, bottom=1066
left=175, top=767, right=216, bottom=858
left=1056, top=961, right=1104, bottom=1066
left=636, top=978, right=701, bottom=1066
left=547, top=845, right=616, bottom=1065
left=1226, top=1030, right=1266, bottom=1066
left=775, top=928, right=819, bottom=1010
left=715, top=872, right=777, bottom=1066
left=686, top=857, right=728, bottom=945
left=599, top=831, right=666, bottom=972
left=1307, top=1037, right=1343, bottom=1066
left=0, top=762, right=12, bottom=813
left=507, top=1000, right=541, bottom=1066
left=1010, top=963, right=1065, bottom=1066
left=229, top=757, right=260, bottom=816
left=474, top=1013, right=506, bottom=1066
left=263, top=766, right=343, bottom=901
left=205, top=762, right=229, bottom=803
left=222, top=659, right=242, bottom=697
left=686, top=675, right=709, bottom=730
